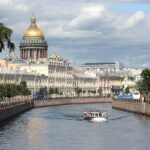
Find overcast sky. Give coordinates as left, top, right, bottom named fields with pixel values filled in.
left=0, top=0, right=150, bottom=67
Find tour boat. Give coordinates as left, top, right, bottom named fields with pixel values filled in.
left=83, top=110, right=108, bottom=122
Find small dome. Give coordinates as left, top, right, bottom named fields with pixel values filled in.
left=23, top=16, right=44, bottom=37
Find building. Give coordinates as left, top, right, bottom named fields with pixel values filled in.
left=20, top=15, right=48, bottom=62
left=1, top=15, right=135, bottom=98
left=81, top=62, right=124, bottom=75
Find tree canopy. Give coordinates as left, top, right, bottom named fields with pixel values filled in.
left=0, top=23, right=15, bottom=53
left=0, top=81, right=31, bottom=101
left=137, top=68, right=150, bottom=94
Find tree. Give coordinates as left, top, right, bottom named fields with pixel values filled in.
left=137, top=68, right=150, bottom=95
left=0, top=23, right=15, bottom=53
left=74, top=87, right=82, bottom=97
left=49, top=87, right=54, bottom=96
left=39, top=87, right=47, bottom=96
left=4, top=84, right=14, bottom=99
left=19, top=81, right=31, bottom=96
left=92, top=90, right=96, bottom=96
left=54, top=87, right=59, bottom=95
left=0, top=84, right=5, bottom=100
left=125, top=87, right=130, bottom=94
left=98, top=87, right=102, bottom=97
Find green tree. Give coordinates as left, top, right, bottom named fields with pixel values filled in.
left=39, top=87, right=47, bottom=96
left=19, top=81, right=31, bottom=96
left=74, top=87, right=82, bottom=97
left=49, top=87, right=54, bottom=96
left=59, top=91, right=63, bottom=95
left=0, top=23, right=15, bottom=53
left=4, top=84, right=14, bottom=99
left=137, top=68, right=150, bottom=94
left=92, top=90, right=96, bottom=96
left=0, top=84, right=5, bottom=100
left=54, top=87, right=59, bottom=94
left=125, top=87, right=130, bottom=94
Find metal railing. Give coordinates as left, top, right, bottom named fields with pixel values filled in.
left=0, top=99, right=33, bottom=110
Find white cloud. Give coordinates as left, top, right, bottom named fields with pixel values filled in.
left=0, top=0, right=150, bottom=67
left=69, top=5, right=106, bottom=28
left=0, top=0, right=12, bottom=6
left=122, top=11, right=145, bottom=30
left=15, top=4, right=29, bottom=13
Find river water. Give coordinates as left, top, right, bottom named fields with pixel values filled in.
left=0, top=103, right=150, bottom=150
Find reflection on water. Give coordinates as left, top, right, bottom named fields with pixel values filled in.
left=0, top=103, right=150, bottom=150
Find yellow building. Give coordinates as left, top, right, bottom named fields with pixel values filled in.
left=0, top=59, right=20, bottom=71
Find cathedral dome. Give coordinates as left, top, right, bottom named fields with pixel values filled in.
left=20, top=15, right=48, bottom=62
left=23, top=16, right=44, bottom=38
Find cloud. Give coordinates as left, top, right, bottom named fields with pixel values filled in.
left=122, top=11, right=145, bottom=29
left=15, top=4, right=29, bottom=13
left=0, top=0, right=12, bottom=6
left=69, top=5, right=112, bottom=30
left=0, top=0, right=150, bottom=67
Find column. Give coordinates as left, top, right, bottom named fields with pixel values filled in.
left=32, top=49, right=34, bottom=60
left=40, top=50, right=42, bottom=58
left=20, top=49, right=22, bottom=59
left=28, top=49, right=30, bottom=59
left=23, top=49, right=25, bottom=59
left=22, top=49, right=23, bottom=59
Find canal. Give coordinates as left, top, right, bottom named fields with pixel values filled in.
left=0, top=103, right=150, bottom=150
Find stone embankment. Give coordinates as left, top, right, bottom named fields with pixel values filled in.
left=112, top=98, right=150, bottom=116
left=34, top=97, right=112, bottom=107
left=0, top=97, right=111, bottom=123
left=0, top=100, right=34, bottom=122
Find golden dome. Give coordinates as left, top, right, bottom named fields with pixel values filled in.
left=24, top=16, right=44, bottom=37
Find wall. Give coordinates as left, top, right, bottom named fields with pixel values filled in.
left=112, top=99, right=150, bottom=116
left=0, top=98, right=111, bottom=123
left=0, top=102, right=34, bottom=122
left=34, top=97, right=112, bottom=107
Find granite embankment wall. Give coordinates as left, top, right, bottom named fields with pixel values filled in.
left=0, top=101, right=34, bottom=122
left=112, top=99, right=150, bottom=116
left=34, top=97, right=112, bottom=107
left=0, top=97, right=111, bottom=123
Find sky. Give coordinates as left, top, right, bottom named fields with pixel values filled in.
left=0, top=0, right=150, bottom=67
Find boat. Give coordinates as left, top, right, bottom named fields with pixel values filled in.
left=83, top=109, right=108, bottom=122
left=117, top=91, right=140, bottom=100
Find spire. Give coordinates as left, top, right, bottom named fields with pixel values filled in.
left=31, top=14, right=36, bottom=25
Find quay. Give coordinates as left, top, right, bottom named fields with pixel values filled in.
left=34, top=97, right=112, bottom=107
left=0, top=97, right=112, bottom=123
left=112, top=98, right=150, bottom=116
left=0, top=100, right=34, bottom=122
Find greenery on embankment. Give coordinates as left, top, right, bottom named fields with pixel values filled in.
left=137, top=68, right=150, bottom=95
left=0, top=81, right=31, bottom=101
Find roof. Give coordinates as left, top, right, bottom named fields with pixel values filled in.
left=83, top=62, right=116, bottom=66
left=73, top=73, right=96, bottom=79
left=84, top=109, right=103, bottom=113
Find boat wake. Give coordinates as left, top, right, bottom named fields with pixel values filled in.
left=90, top=117, right=107, bottom=122
left=109, top=115, right=129, bottom=121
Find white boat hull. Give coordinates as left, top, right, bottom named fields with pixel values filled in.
left=90, top=117, right=107, bottom=122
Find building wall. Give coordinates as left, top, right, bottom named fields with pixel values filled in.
left=0, top=60, right=20, bottom=71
